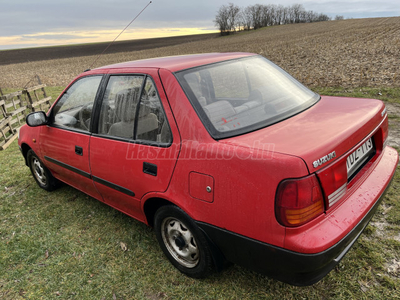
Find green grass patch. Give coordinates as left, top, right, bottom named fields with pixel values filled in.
left=1, top=87, right=400, bottom=299
left=43, top=86, right=65, bottom=102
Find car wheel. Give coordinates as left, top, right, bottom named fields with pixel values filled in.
left=154, top=205, right=214, bottom=278
left=27, top=150, right=60, bottom=191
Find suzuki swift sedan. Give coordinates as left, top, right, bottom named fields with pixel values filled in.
left=18, top=53, right=398, bottom=285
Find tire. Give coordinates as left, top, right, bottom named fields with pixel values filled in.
left=154, top=205, right=215, bottom=278
left=27, top=149, right=60, bottom=191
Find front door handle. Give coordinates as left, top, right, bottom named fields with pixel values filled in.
left=75, top=146, right=83, bottom=156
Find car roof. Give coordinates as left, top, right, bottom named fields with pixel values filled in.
left=95, top=52, right=256, bottom=73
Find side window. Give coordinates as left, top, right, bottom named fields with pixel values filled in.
left=98, top=76, right=144, bottom=139
left=52, top=76, right=102, bottom=131
left=97, top=75, right=172, bottom=144
left=137, top=77, right=172, bottom=144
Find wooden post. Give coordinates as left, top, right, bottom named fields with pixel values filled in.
left=26, top=89, right=35, bottom=112
left=36, top=75, right=48, bottom=97
left=18, top=94, right=27, bottom=125
left=0, top=100, right=6, bottom=119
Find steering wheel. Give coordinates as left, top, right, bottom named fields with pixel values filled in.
left=79, top=103, right=92, bottom=131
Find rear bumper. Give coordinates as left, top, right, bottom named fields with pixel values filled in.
left=197, top=146, right=398, bottom=286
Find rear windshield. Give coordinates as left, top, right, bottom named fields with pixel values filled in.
left=175, top=55, right=320, bottom=139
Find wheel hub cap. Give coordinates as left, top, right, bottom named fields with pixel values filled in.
left=174, top=236, right=186, bottom=249
left=161, top=217, right=199, bottom=268
left=32, top=157, right=47, bottom=186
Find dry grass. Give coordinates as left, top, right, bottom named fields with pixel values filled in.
left=1, top=17, right=400, bottom=89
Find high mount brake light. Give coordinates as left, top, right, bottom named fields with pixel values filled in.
left=275, top=174, right=324, bottom=227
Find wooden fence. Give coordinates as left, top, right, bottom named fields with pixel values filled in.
left=0, top=80, right=51, bottom=150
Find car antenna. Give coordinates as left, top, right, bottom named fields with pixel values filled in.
left=85, top=1, right=152, bottom=72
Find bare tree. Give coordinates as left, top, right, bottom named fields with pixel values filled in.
left=269, top=5, right=278, bottom=26
left=250, top=4, right=264, bottom=29
left=240, top=6, right=253, bottom=30
left=282, top=6, right=290, bottom=24
left=227, top=3, right=241, bottom=32
left=335, top=15, right=344, bottom=20
left=291, top=4, right=305, bottom=23
left=215, top=2, right=331, bottom=33
left=275, top=5, right=285, bottom=25
left=317, top=13, right=331, bottom=21
left=215, top=3, right=241, bottom=35
left=305, top=10, right=315, bottom=23
left=214, top=5, right=230, bottom=34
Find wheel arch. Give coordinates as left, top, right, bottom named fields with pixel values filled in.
left=142, top=196, right=226, bottom=272
left=20, top=143, right=32, bottom=166
left=143, top=197, right=174, bottom=227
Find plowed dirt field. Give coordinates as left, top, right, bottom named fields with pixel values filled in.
left=1, top=17, right=399, bottom=89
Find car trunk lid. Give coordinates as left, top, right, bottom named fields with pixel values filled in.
left=221, top=96, right=387, bottom=173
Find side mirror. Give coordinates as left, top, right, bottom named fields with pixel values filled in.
left=26, top=111, right=48, bottom=127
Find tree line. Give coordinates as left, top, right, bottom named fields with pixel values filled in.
left=214, top=3, right=332, bottom=34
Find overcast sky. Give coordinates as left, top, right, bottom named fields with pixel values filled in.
left=1, top=0, right=399, bottom=50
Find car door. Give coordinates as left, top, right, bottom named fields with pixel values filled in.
left=89, top=72, right=180, bottom=221
left=39, top=75, right=104, bottom=200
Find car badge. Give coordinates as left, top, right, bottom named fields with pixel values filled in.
left=313, top=151, right=336, bottom=168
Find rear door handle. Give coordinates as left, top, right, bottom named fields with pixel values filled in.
left=143, top=162, right=157, bottom=176
left=75, top=146, right=83, bottom=156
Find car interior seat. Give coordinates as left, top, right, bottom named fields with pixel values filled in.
left=108, top=88, right=137, bottom=139
left=108, top=88, right=160, bottom=141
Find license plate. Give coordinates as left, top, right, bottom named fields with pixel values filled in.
left=346, top=138, right=374, bottom=178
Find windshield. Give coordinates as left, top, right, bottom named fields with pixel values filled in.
left=175, top=55, right=320, bottom=139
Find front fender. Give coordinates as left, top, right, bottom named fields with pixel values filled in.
left=18, top=124, right=43, bottom=163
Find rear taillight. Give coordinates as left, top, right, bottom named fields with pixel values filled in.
left=275, top=174, right=324, bottom=227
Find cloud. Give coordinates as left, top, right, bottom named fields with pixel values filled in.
left=303, top=0, right=400, bottom=17
left=0, top=0, right=399, bottom=49
left=0, top=1, right=217, bottom=36
left=0, top=27, right=218, bottom=50
left=21, top=34, right=94, bottom=41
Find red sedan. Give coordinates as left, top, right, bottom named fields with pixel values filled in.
left=18, top=53, right=398, bottom=285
